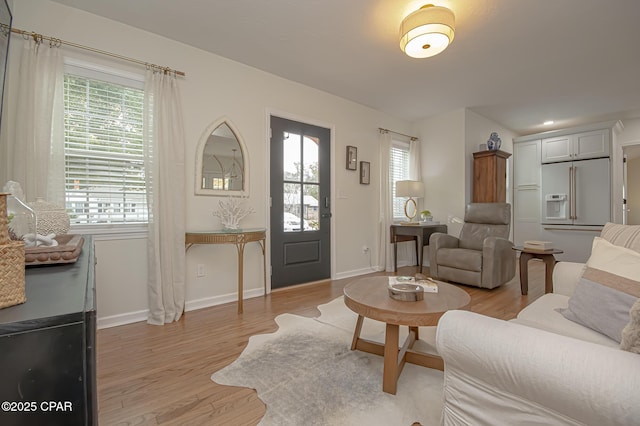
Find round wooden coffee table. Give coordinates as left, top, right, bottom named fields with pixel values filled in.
left=343, top=276, right=470, bottom=394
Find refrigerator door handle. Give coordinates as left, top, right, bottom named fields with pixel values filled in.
left=572, top=165, right=577, bottom=220
left=568, top=166, right=573, bottom=220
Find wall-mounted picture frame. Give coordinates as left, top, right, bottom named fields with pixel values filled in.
left=360, top=161, right=370, bottom=185
left=346, top=145, right=357, bottom=170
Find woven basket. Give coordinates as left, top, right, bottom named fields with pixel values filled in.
left=0, top=193, right=26, bottom=309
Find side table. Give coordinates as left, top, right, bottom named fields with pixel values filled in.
left=390, top=223, right=447, bottom=273
left=513, top=246, right=564, bottom=295
left=185, top=229, right=267, bottom=314
left=343, top=276, right=470, bottom=394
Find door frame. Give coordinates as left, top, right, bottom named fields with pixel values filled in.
left=264, top=108, right=336, bottom=293
left=621, top=141, right=640, bottom=225
left=613, top=135, right=640, bottom=224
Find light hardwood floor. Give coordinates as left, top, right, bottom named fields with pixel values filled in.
left=97, top=261, right=546, bottom=425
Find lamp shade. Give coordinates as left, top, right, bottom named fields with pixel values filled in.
left=399, top=4, right=455, bottom=58
left=396, top=180, right=424, bottom=198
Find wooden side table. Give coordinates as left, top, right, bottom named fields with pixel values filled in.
left=343, top=276, right=470, bottom=394
left=185, top=228, right=267, bottom=314
left=513, top=246, right=564, bottom=295
left=390, top=223, right=447, bottom=273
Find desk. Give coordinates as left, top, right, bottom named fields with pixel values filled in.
left=391, top=223, right=447, bottom=273
left=185, top=228, right=266, bottom=314
left=513, top=246, right=564, bottom=295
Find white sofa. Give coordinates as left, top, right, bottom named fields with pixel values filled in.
left=435, top=224, right=640, bottom=426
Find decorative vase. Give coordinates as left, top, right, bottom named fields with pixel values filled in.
left=487, top=132, right=502, bottom=151
left=0, top=193, right=26, bottom=309
left=28, top=198, right=70, bottom=236
left=6, top=194, right=36, bottom=242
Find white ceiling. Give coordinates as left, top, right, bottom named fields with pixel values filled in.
left=50, top=0, right=640, bottom=135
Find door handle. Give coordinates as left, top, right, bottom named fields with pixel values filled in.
left=321, top=213, right=332, bottom=218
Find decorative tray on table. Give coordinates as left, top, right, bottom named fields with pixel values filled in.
left=24, top=234, right=84, bottom=266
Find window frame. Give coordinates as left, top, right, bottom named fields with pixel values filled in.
left=63, top=58, right=148, bottom=239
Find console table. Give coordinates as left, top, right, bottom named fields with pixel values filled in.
left=0, top=237, right=96, bottom=426
left=390, top=223, right=447, bottom=273
left=185, top=228, right=266, bottom=314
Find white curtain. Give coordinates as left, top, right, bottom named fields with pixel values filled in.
left=2, top=39, right=65, bottom=204
left=409, top=139, right=422, bottom=181
left=377, top=131, right=393, bottom=271
left=144, top=69, right=186, bottom=325
left=409, top=138, right=423, bottom=212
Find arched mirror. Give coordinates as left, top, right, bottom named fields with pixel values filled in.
left=195, top=118, right=249, bottom=196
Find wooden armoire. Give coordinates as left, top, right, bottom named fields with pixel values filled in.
left=472, top=150, right=511, bottom=203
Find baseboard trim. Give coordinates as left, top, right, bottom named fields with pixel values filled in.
left=184, top=288, right=264, bottom=312
left=97, top=309, right=148, bottom=329
left=97, top=288, right=266, bottom=329
left=334, top=266, right=383, bottom=280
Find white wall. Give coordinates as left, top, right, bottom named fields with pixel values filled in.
left=9, top=0, right=412, bottom=327
left=412, top=109, right=517, bottom=238
left=413, top=109, right=466, bottom=236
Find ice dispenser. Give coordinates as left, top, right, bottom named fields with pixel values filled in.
left=545, top=194, right=567, bottom=220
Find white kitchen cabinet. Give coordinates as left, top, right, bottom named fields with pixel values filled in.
left=513, top=139, right=541, bottom=246
left=514, top=140, right=541, bottom=186
left=542, top=129, right=609, bottom=163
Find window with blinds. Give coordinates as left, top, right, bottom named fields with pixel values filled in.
left=390, top=141, right=410, bottom=219
left=64, top=71, right=147, bottom=225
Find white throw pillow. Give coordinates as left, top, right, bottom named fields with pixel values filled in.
left=558, top=237, right=640, bottom=344
left=586, top=237, right=640, bottom=280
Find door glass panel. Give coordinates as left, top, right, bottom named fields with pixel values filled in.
left=282, top=133, right=320, bottom=233
left=283, top=132, right=301, bottom=181
left=303, top=136, right=319, bottom=183
left=303, top=183, right=320, bottom=230
left=283, top=183, right=303, bottom=232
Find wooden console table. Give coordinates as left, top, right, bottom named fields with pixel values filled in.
left=391, top=223, right=447, bottom=273
left=185, top=228, right=266, bottom=314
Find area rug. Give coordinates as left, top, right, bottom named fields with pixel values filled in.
left=211, top=297, right=444, bottom=426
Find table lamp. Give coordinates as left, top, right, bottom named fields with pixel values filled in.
left=396, top=180, right=424, bottom=224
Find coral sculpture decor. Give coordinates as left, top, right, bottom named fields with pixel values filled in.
left=213, top=197, right=255, bottom=230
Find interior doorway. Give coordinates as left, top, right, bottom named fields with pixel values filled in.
left=623, top=144, right=640, bottom=225
left=269, top=116, right=331, bottom=289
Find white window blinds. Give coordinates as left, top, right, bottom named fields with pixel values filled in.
left=63, top=71, right=147, bottom=225
left=390, top=142, right=410, bottom=219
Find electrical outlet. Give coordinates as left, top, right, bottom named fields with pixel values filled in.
left=362, top=245, right=369, bottom=254
left=196, top=264, right=206, bottom=277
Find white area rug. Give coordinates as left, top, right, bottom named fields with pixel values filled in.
left=211, top=297, right=444, bottom=426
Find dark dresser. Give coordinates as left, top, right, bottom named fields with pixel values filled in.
left=0, top=237, right=96, bottom=425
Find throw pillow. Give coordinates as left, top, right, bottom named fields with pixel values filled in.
left=557, top=237, right=640, bottom=343
left=621, top=299, right=640, bottom=354
left=600, top=222, right=640, bottom=253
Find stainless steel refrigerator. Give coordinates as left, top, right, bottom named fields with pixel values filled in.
left=541, top=157, right=610, bottom=226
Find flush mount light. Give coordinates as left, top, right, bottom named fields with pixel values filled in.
left=399, top=4, right=455, bottom=58
left=543, top=120, right=555, bottom=125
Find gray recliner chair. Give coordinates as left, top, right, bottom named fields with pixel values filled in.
left=429, top=203, right=515, bottom=289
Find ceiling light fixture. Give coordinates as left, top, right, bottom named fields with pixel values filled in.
left=399, top=4, right=455, bottom=58
left=543, top=120, right=554, bottom=126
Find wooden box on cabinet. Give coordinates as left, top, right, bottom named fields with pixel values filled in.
left=473, top=150, right=511, bottom=203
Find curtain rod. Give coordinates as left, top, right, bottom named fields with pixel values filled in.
left=10, top=27, right=186, bottom=77
left=378, top=127, right=418, bottom=141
